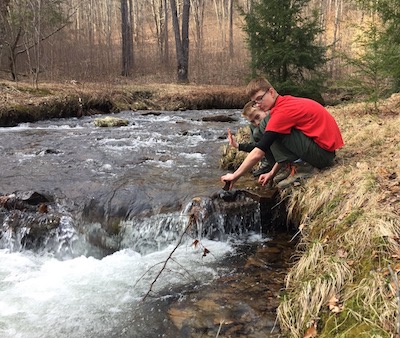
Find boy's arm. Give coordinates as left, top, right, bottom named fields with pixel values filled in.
left=256, top=131, right=281, bottom=153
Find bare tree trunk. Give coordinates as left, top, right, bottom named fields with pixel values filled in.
left=191, top=0, right=205, bottom=51
left=105, top=1, right=114, bottom=67
left=162, top=0, right=169, bottom=64
left=0, top=0, right=11, bottom=70
left=228, top=0, right=233, bottom=57
left=121, top=0, right=134, bottom=76
left=132, top=1, right=144, bottom=46
left=0, top=0, right=10, bottom=33
left=170, top=0, right=190, bottom=83
left=213, top=0, right=224, bottom=45
left=330, top=0, right=342, bottom=77
left=31, top=0, right=42, bottom=88
left=8, top=27, right=22, bottom=81
left=318, top=0, right=326, bottom=45
left=151, top=0, right=169, bottom=64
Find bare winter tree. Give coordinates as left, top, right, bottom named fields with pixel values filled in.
left=211, top=0, right=234, bottom=56
left=25, top=0, right=42, bottom=88
left=228, top=0, right=233, bottom=56
left=170, top=0, right=190, bottom=83
left=190, top=0, right=205, bottom=52
left=0, top=0, right=11, bottom=57
left=329, top=0, right=342, bottom=77
left=121, top=0, right=134, bottom=76
left=2, top=0, right=67, bottom=81
left=151, top=0, right=170, bottom=64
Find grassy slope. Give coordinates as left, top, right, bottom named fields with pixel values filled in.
left=276, top=94, right=400, bottom=337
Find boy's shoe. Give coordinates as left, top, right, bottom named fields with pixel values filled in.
left=276, top=162, right=318, bottom=188
left=252, top=159, right=273, bottom=177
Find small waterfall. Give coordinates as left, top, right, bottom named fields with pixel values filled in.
left=1, top=190, right=263, bottom=260
left=0, top=208, right=81, bottom=258
left=119, top=191, right=262, bottom=255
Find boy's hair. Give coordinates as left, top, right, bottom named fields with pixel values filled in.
left=246, top=77, right=273, bottom=98
left=242, top=101, right=256, bottom=118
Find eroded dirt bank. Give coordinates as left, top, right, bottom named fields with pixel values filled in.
left=0, top=80, right=248, bottom=126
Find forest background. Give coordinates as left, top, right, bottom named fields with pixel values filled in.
left=0, top=0, right=399, bottom=106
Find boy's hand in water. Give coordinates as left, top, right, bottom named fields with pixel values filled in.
left=222, top=180, right=231, bottom=191
left=221, top=173, right=236, bottom=190
left=227, top=128, right=238, bottom=148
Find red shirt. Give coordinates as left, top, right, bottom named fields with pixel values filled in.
left=266, top=95, right=344, bottom=152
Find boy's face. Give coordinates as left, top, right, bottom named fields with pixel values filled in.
left=246, top=109, right=267, bottom=126
left=251, top=88, right=276, bottom=111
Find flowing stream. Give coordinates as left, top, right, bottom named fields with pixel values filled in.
left=0, top=109, right=280, bottom=337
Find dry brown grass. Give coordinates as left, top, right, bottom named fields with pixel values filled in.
left=0, top=79, right=247, bottom=113
left=275, top=94, right=400, bottom=337
left=219, top=125, right=251, bottom=170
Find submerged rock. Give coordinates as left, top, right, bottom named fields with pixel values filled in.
left=0, top=191, right=61, bottom=251
left=166, top=234, right=297, bottom=337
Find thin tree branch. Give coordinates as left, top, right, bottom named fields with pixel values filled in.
left=141, top=221, right=192, bottom=301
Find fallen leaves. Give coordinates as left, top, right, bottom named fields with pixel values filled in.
left=303, top=320, right=318, bottom=338
left=327, top=294, right=344, bottom=314
left=192, top=239, right=210, bottom=257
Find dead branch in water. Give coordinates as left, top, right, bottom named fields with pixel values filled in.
left=141, top=222, right=191, bottom=301
left=139, top=210, right=212, bottom=301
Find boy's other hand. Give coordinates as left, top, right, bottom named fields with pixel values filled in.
left=227, top=128, right=238, bottom=148
left=258, top=172, right=274, bottom=186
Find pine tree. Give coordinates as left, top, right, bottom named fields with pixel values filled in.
left=347, top=0, right=400, bottom=106
left=376, top=0, right=400, bottom=91
left=240, top=0, right=327, bottom=102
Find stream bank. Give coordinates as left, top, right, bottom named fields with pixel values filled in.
left=0, top=81, right=248, bottom=127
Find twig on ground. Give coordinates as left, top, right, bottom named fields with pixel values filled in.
left=388, top=264, right=400, bottom=335
left=215, top=320, right=224, bottom=338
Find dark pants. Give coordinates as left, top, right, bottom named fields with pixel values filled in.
left=265, top=129, right=336, bottom=169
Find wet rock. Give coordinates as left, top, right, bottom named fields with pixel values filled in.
left=15, top=191, right=50, bottom=205
left=201, top=115, right=237, bottom=122
left=93, top=116, right=129, bottom=127
left=185, top=192, right=260, bottom=239
left=36, top=148, right=63, bottom=155
left=141, top=111, right=162, bottom=116
left=0, top=191, right=61, bottom=251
